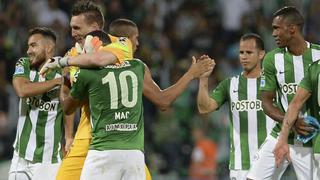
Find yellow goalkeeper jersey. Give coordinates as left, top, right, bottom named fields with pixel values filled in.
left=67, top=35, right=133, bottom=140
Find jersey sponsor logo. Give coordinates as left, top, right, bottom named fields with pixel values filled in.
left=106, top=123, right=137, bottom=131
left=280, top=83, right=298, bottom=95
left=104, top=61, right=131, bottom=69
left=26, top=97, right=58, bottom=111
left=14, top=65, right=24, bottom=75
left=231, top=100, right=263, bottom=111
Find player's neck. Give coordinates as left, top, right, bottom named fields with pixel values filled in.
left=287, top=37, right=307, bottom=56
left=243, top=67, right=261, bottom=78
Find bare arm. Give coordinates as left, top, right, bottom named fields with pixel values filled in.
left=262, top=89, right=311, bottom=134
left=143, top=57, right=214, bottom=110
left=279, top=87, right=311, bottom=140
left=261, top=90, right=285, bottom=123
left=143, top=65, right=193, bottom=110
left=59, top=75, right=81, bottom=115
left=63, top=113, right=74, bottom=152
left=274, top=87, right=311, bottom=166
left=67, top=51, right=117, bottom=68
left=197, top=77, right=219, bottom=114
left=13, top=76, right=61, bottom=98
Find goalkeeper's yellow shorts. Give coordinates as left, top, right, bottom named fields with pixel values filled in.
left=56, top=138, right=152, bottom=180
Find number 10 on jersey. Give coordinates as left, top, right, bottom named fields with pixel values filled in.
left=102, top=71, right=138, bottom=109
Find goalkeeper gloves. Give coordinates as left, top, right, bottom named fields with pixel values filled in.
left=83, top=35, right=103, bottom=53
left=296, top=116, right=320, bottom=143
left=40, top=56, right=69, bottom=76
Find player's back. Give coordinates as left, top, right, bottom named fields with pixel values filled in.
left=71, top=59, right=145, bottom=151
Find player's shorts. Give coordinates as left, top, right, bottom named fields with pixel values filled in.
left=247, top=135, right=313, bottom=180
left=229, top=169, right=248, bottom=180
left=314, top=153, right=320, bottom=180
left=56, top=138, right=90, bottom=180
left=8, top=151, right=60, bottom=180
left=56, top=138, right=152, bottom=180
left=80, top=150, right=145, bottom=180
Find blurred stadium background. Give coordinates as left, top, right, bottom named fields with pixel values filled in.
left=0, top=0, right=319, bottom=179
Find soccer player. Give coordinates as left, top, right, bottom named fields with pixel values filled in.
left=274, top=59, right=320, bottom=180
left=247, top=6, right=320, bottom=179
left=43, top=17, right=214, bottom=179
left=54, top=2, right=134, bottom=180
left=8, top=27, right=73, bottom=180
left=60, top=54, right=214, bottom=179
left=197, top=33, right=274, bottom=179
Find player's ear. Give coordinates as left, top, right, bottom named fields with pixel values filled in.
left=91, top=22, right=100, bottom=30
left=46, top=40, right=55, bottom=55
left=259, top=50, right=265, bottom=60
left=288, top=24, right=297, bottom=35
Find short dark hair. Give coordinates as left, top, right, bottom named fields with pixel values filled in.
left=273, top=6, right=304, bottom=31
left=71, top=1, right=104, bottom=29
left=29, top=27, right=57, bottom=43
left=109, top=18, right=137, bottom=38
left=86, top=30, right=111, bottom=45
left=240, top=33, right=265, bottom=50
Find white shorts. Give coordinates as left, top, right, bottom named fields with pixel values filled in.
left=247, top=135, right=313, bottom=180
left=80, top=149, right=145, bottom=180
left=230, top=169, right=248, bottom=180
left=314, top=154, right=320, bottom=180
left=8, top=152, right=60, bottom=180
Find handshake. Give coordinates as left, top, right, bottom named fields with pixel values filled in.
left=40, top=35, right=102, bottom=75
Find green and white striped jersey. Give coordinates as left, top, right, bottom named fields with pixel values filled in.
left=12, top=57, right=63, bottom=163
left=210, top=74, right=275, bottom=170
left=70, top=59, right=145, bottom=151
left=260, top=42, right=320, bottom=146
left=299, top=60, right=320, bottom=154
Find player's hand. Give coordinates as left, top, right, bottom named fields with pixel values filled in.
left=75, top=42, right=83, bottom=54
left=64, top=137, right=74, bottom=153
left=293, top=117, right=315, bottom=136
left=40, top=57, right=69, bottom=76
left=273, top=136, right=291, bottom=168
left=40, top=57, right=62, bottom=76
left=189, top=55, right=215, bottom=79
left=83, top=35, right=102, bottom=53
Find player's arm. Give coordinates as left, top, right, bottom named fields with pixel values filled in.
left=59, top=77, right=81, bottom=115
left=197, top=77, right=219, bottom=114
left=67, top=37, right=132, bottom=67
left=261, top=90, right=285, bottom=123
left=67, top=51, right=118, bottom=67
left=280, top=87, right=311, bottom=139
left=40, top=36, right=132, bottom=76
left=143, top=56, right=214, bottom=110
left=274, top=87, right=311, bottom=167
left=13, top=76, right=61, bottom=98
left=63, top=113, right=74, bottom=152
left=260, top=53, right=286, bottom=122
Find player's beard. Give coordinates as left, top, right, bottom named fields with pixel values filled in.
left=30, top=51, right=46, bottom=70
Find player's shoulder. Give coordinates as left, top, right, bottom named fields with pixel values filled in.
left=219, top=75, right=234, bottom=86
left=265, top=48, right=283, bottom=59
left=310, top=42, right=320, bottom=50
left=124, top=58, right=144, bottom=66
left=309, top=59, right=320, bottom=69
left=16, top=57, right=30, bottom=66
